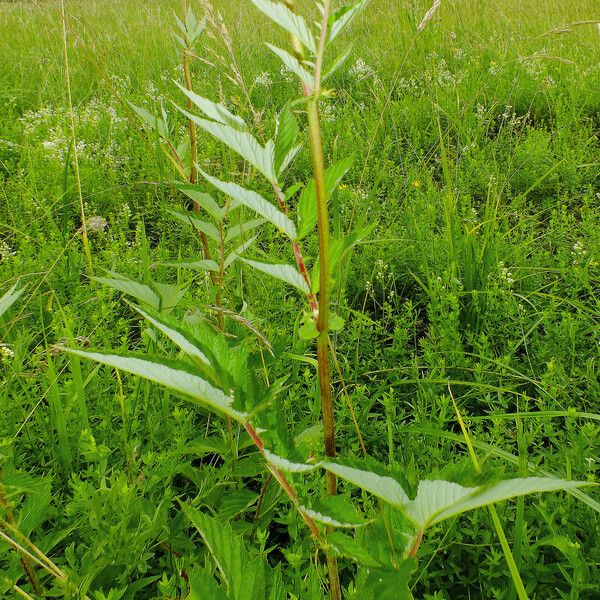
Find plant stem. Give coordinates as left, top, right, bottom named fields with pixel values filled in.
left=449, top=384, right=529, bottom=600
left=181, top=0, right=217, bottom=282
left=60, top=0, right=93, bottom=276
left=303, top=3, right=341, bottom=598
left=244, top=423, right=321, bottom=539
left=0, top=483, right=43, bottom=596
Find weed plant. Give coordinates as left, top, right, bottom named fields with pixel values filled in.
left=0, top=1, right=599, bottom=599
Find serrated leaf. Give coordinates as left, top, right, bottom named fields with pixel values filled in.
left=250, top=0, right=316, bottom=53
left=200, top=171, right=296, bottom=239
left=168, top=208, right=221, bottom=241
left=265, top=43, right=314, bottom=89
left=182, top=506, right=286, bottom=600
left=66, top=349, right=245, bottom=421
left=174, top=183, right=225, bottom=222
left=158, top=258, right=220, bottom=272
left=92, top=273, right=161, bottom=310
left=187, top=566, right=226, bottom=600
left=328, top=0, right=369, bottom=45
left=127, top=101, right=169, bottom=138
left=179, top=110, right=275, bottom=180
left=224, top=218, right=265, bottom=244
left=322, top=461, right=411, bottom=508
left=323, top=47, right=353, bottom=81
left=274, top=106, right=299, bottom=175
left=129, top=303, right=211, bottom=366
left=263, top=449, right=319, bottom=473
left=240, top=258, right=309, bottom=294
left=0, top=283, right=26, bottom=320
left=415, top=477, right=593, bottom=529
left=219, top=490, right=259, bottom=520
left=298, top=155, right=355, bottom=239
left=298, top=317, right=319, bottom=340
left=175, top=83, right=247, bottom=130
left=325, top=532, right=382, bottom=568
left=301, top=496, right=369, bottom=528
left=224, top=236, right=258, bottom=269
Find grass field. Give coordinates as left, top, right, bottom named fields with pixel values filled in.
left=0, top=1, right=599, bottom=598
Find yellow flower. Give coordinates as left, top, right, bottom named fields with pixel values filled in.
left=338, top=183, right=347, bottom=190
left=412, top=179, right=421, bottom=188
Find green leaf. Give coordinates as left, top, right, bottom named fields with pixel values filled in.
left=175, top=83, right=247, bottom=130
left=239, top=258, right=309, bottom=294
left=224, top=236, right=258, bottom=269
left=224, top=218, right=265, bottom=244
left=414, top=477, right=594, bottom=529
left=200, top=171, right=296, bottom=240
left=323, top=47, right=353, bottom=81
left=263, top=448, right=319, bottom=473
left=218, top=489, right=259, bottom=520
left=274, top=106, right=299, bottom=176
left=265, top=43, right=314, bottom=89
left=301, top=495, right=370, bottom=528
left=179, top=110, right=275, bottom=181
left=128, top=303, right=211, bottom=366
left=322, top=461, right=410, bottom=507
left=324, top=460, right=593, bottom=531
left=325, top=532, right=382, bottom=568
left=182, top=506, right=286, bottom=600
left=92, top=272, right=160, bottom=310
left=328, top=0, right=369, bottom=45
left=298, top=316, right=319, bottom=340
left=65, top=349, right=246, bottom=421
left=249, top=0, right=316, bottom=53
left=127, top=101, right=169, bottom=138
left=298, top=155, right=355, bottom=239
left=174, top=183, right=225, bottom=222
left=168, top=208, right=221, bottom=241
left=0, top=283, right=26, bottom=320
left=158, top=258, right=220, bottom=272
left=187, top=566, right=226, bottom=600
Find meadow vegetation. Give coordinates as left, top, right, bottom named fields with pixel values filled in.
left=0, top=0, right=599, bottom=598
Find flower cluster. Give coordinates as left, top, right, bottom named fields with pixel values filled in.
left=0, top=240, right=16, bottom=261
left=0, top=343, right=14, bottom=362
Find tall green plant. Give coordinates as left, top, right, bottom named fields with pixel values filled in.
left=67, top=2, right=596, bottom=598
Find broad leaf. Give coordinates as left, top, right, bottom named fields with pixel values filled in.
left=265, top=43, right=314, bottom=89
left=0, top=283, right=26, bottom=320
left=92, top=272, right=160, bottom=310
left=416, top=477, right=593, bottom=528
left=263, top=448, right=319, bottom=473
left=127, top=101, right=169, bottom=138
left=325, top=532, right=382, bottom=568
left=182, top=506, right=286, bottom=600
left=174, top=183, right=225, bottom=222
left=129, top=303, right=211, bottom=366
left=175, top=83, right=247, bottom=130
left=274, top=106, right=299, bottom=176
left=250, top=0, right=316, bottom=53
left=180, top=110, right=275, bottom=181
left=200, top=171, right=296, bottom=240
left=322, top=461, right=410, bottom=507
left=168, top=208, right=221, bottom=241
left=328, top=0, right=369, bottom=45
left=240, top=258, right=309, bottom=294
left=66, top=349, right=246, bottom=421
left=298, top=155, right=355, bottom=239
left=301, top=496, right=370, bottom=528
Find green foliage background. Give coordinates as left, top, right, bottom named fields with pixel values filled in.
left=0, top=0, right=598, bottom=598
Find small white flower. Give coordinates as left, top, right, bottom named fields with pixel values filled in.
left=0, top=344, right=14, bottom=361
left=253, top=71, right=272, bottom=87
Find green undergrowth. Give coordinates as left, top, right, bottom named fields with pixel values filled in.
left=0, top=0, right=598, bottom=598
